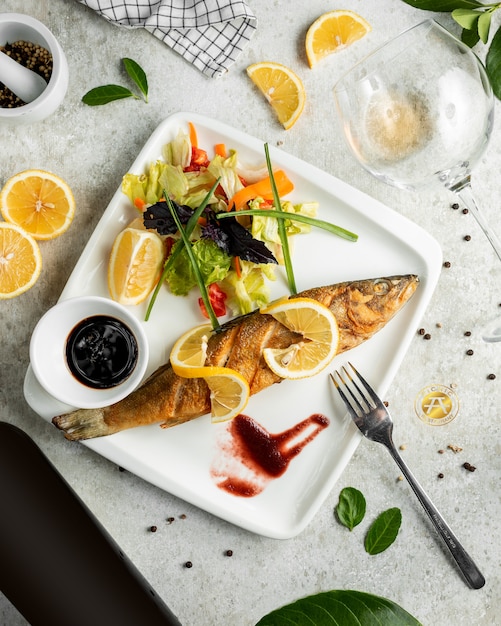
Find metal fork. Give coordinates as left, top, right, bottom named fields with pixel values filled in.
left=330, top=363, right=485, bottom=590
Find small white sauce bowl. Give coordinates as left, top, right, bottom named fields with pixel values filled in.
left=30, top=296, right=149, bottom=409
left=0, top=13, right=69, bottom=125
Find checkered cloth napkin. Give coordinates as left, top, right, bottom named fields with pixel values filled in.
left=79, top=0, right=257, bottom=77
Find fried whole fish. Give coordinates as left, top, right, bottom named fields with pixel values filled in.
left=53, top=275, right=418, bottom=440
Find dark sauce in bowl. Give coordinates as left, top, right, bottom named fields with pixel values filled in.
left=65, top=315, right=138, bottom=389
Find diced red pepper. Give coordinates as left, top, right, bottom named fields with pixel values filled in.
left=198, top=283, right=227, bottom=318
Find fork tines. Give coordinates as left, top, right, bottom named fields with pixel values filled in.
left=330, top=362, right=379, bottom=416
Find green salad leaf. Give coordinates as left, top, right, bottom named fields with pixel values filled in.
left=365, top=507, right=402, bottom=555
left=255, top=589, right=423, bottom=625
left=165, top=239, right=231, bottom=296
left=335, top=487, right=367, bottom=531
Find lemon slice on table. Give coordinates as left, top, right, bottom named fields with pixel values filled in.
left=246, top=62, right=306, bottom=130
left=305, top=10, right=372, bottom=68
left=261, top=297, right=339, bottom=379
left=108, top=226, right=165, bottom=306
left=0, top=222, right=42, bottom=299
left=0, top=169, right=76, bottom=240
left=170, top=324, right=250, bottom=423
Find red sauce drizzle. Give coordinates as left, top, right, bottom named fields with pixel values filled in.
left=212, top=413, right=329, bottom=498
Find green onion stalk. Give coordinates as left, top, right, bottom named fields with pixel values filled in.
left=144, top=178, right=220, bottom=322
left=264, top=143, right=297, bottom=295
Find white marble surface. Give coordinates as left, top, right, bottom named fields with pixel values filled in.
left=1, top=1, right=500, bottom=624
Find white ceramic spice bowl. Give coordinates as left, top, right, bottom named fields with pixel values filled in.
left=0, top=12, right=68, bottom=125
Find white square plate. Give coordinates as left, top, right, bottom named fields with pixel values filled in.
left=24, top=112, right=442, bottom=539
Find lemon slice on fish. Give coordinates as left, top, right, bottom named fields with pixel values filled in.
left=261, top=297, right=339, bottom=379
left=170, top=324, right=250, bottom=423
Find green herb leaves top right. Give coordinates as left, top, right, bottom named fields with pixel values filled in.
left=400, top=0, right=501, bottom=98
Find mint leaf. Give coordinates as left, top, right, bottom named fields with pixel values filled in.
left=365, top=507, right=402, bottom=555
left=335, top=487, right=366, bottom=531
left=256, top=589, right=423, bottom=625
left=486, top=26, right=501, bottom=99
left=82, top=85, right=138, bottom=106
left=123, top=58, right=148, bottom=102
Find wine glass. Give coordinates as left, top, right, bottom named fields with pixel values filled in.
left=333, top=19, right=501, bottom=262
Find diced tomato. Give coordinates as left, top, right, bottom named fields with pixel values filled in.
left=185, top=146, right=210, bottom=171
left=164, top=236, right=175, bottom=258
left=198, top=283, right=227, bottom=318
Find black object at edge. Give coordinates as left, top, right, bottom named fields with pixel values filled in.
left=0, top=422, right=182, bottom=626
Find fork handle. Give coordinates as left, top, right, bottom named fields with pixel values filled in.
left=387, top=443, right=485, bottom=589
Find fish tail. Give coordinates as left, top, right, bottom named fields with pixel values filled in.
left=52, top=409, right=114, bottom=441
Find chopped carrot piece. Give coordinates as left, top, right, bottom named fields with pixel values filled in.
left=228, top=170, right=294, bottom=210
left=188, top=122, right=198, bottom=148
left=215, top=143, right=227, bottom=158
left=134, top=197, right=146, bottom=211
left=233, top=255, right=242, bottom=279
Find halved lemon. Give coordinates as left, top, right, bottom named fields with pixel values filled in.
left=246, top=62, right=306, bottom=130
left=169, top=324, right=250, bottom=423
left=305, top=10, right=371, bottom=68
left=0, top=169, right=76, bottom=240
left=0, top=222, right=42, bottom=299
left=108, top=226, right=165, bottom=306
left=261, top=297, right=339, bottom=379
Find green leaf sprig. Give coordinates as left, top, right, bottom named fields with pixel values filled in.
left=400, top=1, right=501, bottom=98
left=82, top=57, right=148, bottom=106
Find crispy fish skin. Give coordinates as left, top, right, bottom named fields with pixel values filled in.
left=52, top=275, right=418, bottom=440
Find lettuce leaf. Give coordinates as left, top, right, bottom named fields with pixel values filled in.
left=208, top=151, right=244, bottom=202
left=220, top=260, right=274, bottom=315
left=165, top=239, right=231, bottom=296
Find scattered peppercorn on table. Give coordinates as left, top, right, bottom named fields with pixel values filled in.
left=1, top=1, right=499, bottom=625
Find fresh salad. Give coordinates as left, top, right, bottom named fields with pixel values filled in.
left=120, top=122, right=357, bottom=325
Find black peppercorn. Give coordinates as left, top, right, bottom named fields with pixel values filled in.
left=466, top=349, right=474, bottom=356
left=185, top=561, right=193, bottom=568
left=464, top=235, right=471, bottom=241
left=487, top=373, right=496, bottom=380
left=225, top=550, right=233, bottom=557
left=0, top=40, right=52, bottom=108
left=150, top=526, right=157, bottom=533
left=443, top=261, right=451, bottom=268
left=463, top=462, right=476, bottom=472
left=451, top=203, right=459, bottom=210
